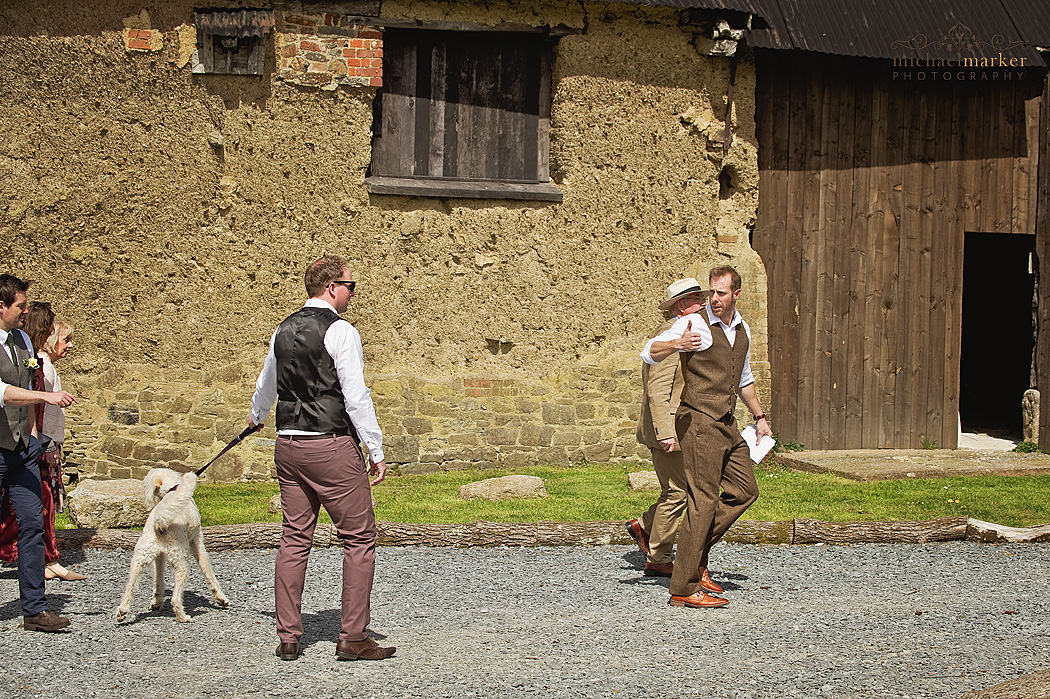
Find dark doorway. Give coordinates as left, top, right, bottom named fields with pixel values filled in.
left=959, top=232, right=1036, bottom=438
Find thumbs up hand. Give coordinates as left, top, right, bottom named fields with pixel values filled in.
left=674, top=318, right=705, bottom=352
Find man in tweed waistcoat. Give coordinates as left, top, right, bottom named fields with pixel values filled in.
left=642, top=266, right=771, bottom=609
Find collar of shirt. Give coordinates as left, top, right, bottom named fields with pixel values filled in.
left=304, top=298, right=338, bottom=313
left=706, top=304, right=742, bottom=330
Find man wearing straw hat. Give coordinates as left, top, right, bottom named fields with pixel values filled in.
left=641, top=265, right=770, bottom=609
left=625, top=278, right=705, bottom=580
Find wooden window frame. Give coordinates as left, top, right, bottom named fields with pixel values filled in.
left=192, top=10, right=272, bottom=76
left=366, top=29, right=561, bottom=202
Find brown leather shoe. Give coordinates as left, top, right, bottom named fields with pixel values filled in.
left=626, top=519, right=650, bottom=555
left=275, top=642, right=300, bottom=661
left=643, top=560, right=673, bottom=577
left=336, top=636, right=396, bottom=661
left=669, top=591, right=729, bottom=609
left=23, top=610, right=71, bottom=632
left=699, top=567, right=724, bottom=594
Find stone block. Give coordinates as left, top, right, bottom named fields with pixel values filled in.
left=583, top=441, right=614, bottom=462
left=441, top=460, right=473, bottom=471
left=552, top=430, right=581, bottom=447
left=131, top=443, right=190, bottom=463
left=402, top=417, right=433, bottom=435
left=448, top=433, right=481, bottom=446
left=516, top=397, right=540, bottom=413
left=102, top=436, right=136, bottom=459
left=599, top=378, right=618, bottom=393
left=400, top=462, right=440, bottom=475
left=67, top=478, right=151, bottom=528
left=519, top=423, right=555, bottom=447
left=502, top=452, right=534, bottom=470
left=628, top=471, right=661, bottom=491
left=542, top=403, right=576, bottom=426
left=1023, top=389, right=1040, bottom=443
left=576, top=403, right=596, bottom=420
left=485, top=427, right=519, bottom=446
left=457, top=475, right=547, bottom=501
left=108, top=404, right=139, bottom=426
left=536, top=446, right=567, bottom=464
left=383, top=435, right=419, bottom=463
left=418, top=400, right=457, bottom=418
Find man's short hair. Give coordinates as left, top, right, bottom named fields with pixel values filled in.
left=304, top=256, right=348, bottom=297
left=709, top=265, right=741, bottom=291
left=0, top=274, right=29, bottom=307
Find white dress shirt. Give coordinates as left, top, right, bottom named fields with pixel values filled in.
left=0, top=328, right=33, bottom=409
left=641, top=305, right=755, bottom=388
left=250, top=299, right=385, bottom=463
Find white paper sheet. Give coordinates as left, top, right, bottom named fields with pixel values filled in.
left=740, top=425, right=776, bottom=464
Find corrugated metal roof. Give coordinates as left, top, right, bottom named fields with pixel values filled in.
left=1001, top=1, right=1050, bottom=48
left=194, top=9, right=275, bottom=38
left=744, top=0, right=1045, bottom=65
left=603, top=0, right=764, bottom=11
left=614, top=0, right=1047, bottom=63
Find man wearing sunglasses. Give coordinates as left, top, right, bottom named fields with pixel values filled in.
left=249, top=255, right=394, bottom=662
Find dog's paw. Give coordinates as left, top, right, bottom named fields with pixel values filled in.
left=174, top=613, right=192, bottom=623
left=115, top=607, right=128, bottom=622
left=215, top=594, right=230, bottom=607
left=150, top=599, right=164, bottom=611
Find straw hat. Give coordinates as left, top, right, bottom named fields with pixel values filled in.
left=658, top=277, right=704, bottom=311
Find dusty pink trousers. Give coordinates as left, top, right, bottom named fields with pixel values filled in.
left=274, top=435, right=376, bottom=643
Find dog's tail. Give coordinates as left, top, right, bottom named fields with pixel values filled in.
left=146, top=471, right=199, bottom=529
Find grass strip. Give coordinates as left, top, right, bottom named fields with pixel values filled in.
left=56, top=462, right=1050, bottom=530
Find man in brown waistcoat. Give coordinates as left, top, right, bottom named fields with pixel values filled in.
left=249, top=256, right=395, bottom=662
left=626, top=278, right=702, bottom=577
left=0, top=273, right=76, bottom=631
left=642, top=265, right=771, bottom=609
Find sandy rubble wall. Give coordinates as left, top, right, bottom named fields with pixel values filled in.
left=0, top=0, right=766, bottom=481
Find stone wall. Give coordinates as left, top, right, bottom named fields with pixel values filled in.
left=276, top=13, right=383, bottom=89
left=0, top=0, right=767, bottom=483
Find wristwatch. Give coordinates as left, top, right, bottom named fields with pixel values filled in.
left=753, top=413, right=767, bottom=422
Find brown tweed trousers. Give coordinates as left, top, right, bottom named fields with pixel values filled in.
left=668, top=311, right=759, bottom=597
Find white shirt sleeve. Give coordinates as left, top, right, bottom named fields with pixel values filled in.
left=0, top=379, right=7, bottom=408
left=640, top=313, right=713, bottom=364
left=250, top=331, right=279, bottom=424
left=325, top=320, right=385, bottom=463
left=738, top=320, right=754, bottom=389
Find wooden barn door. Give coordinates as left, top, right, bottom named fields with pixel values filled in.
left=1038, top=70, right=1050, bottom=452
left=754, top=52, right=1042, bottom=450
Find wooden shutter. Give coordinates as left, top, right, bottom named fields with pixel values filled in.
left=372, top=30, right=552, bottom=184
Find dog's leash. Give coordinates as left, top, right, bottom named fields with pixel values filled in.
left=196, top=423, right=265, bottom=476
left=170, top=424, right=265, bottom=492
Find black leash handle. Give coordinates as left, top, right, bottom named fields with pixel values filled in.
left=195, top=423, right=265, bottom=477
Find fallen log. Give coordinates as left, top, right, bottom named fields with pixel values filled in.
left=793, top=516, right=968, bottom=544
left=55, top=516, right=987, bottom=550
left=965, top=518, right=1050, bottom=543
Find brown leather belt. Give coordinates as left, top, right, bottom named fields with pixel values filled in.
left=279, top=434, right=336, bottom=441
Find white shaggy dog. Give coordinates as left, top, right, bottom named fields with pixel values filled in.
left=115, top=468, right=229, bottom=622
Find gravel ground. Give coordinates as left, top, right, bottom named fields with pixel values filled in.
left=2, top=542, right=1049, bottom=699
